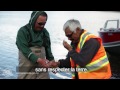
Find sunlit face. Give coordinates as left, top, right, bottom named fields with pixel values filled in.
left=65, top=28, right=81, bottom=43
left=34, top=15, right=47, bottom=31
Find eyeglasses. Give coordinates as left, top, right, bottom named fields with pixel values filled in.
left=66, top=32, right=74, bottom=38
left=38, top=22, right=46, bottom=26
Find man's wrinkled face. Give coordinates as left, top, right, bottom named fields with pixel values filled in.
left=35, top=16, right=47, bottom=31
left=65, top=28, right=80, bottom=44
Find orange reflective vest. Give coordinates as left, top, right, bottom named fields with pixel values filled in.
left=70, top=30, right=111, bottom=79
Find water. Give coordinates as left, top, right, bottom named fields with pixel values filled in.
left=0, top=11, right=120, bottom=79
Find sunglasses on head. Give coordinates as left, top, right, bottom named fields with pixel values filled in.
left=38, top=22, right=46, bottom=26
left=66, top=32, right=74, bottom=38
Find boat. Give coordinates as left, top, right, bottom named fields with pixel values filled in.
left=98, top=19, right=120, bottom=56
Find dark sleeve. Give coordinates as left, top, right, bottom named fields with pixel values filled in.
left=43, top=29, right=54, bottom=61
left=58, top=53, right=71, bottom=68
left=16, top=28, right=39, bottom=63
left=45, top=40, right=54, bottom=61
left=68, top=38, right=100, bottom=67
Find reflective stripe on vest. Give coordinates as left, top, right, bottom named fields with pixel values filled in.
left=76, top=56, right=109, bottom=72
left=72, top=31, right=109, bottom=72
left=79, top=32, right=109, bottom=72
left=86, top=55, right=108, bottom=72
left=80, top=31, right=94, bottom=49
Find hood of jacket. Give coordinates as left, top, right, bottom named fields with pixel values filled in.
left=24, top=11, right=50, bottom=48
left=28, top=11, right=47, bottom=31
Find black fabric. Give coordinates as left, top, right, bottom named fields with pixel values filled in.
left=59, top=38, right=100, bottom=79
left=69, top=38, right=100, bottom=67
left=59, top=38, right=100, bottom=67
left=59, top=53, right=71, bottom=68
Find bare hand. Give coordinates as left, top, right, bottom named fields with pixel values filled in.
left=63, top=40, right=72, bottom=51
left=47, top=60, right=60, bottom=68
left=37, top=58, right=50, bottom=68
left=47, top=60, right=60, bottom=74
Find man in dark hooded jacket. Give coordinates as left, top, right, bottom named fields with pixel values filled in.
left=16, top=11, right=54, bottom=79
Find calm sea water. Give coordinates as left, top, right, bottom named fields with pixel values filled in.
left=0, top=11, right=120, bottom=79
